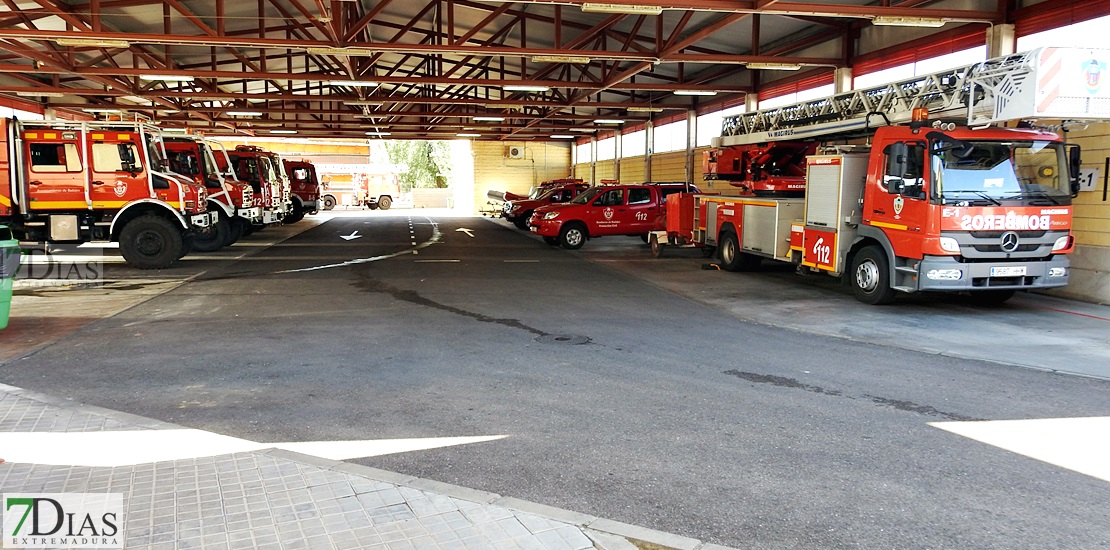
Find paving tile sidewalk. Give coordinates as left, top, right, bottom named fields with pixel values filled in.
left=0, top=385, right=732, bottom=550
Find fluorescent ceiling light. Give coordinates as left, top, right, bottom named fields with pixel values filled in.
left=472, top=116, right=505, bottom=122
left=550, top=135, right=576, bottom=139
left=871, top=16, right=946, bottom=27
left=16, top=91, right=65, bottom=97
left=570, top=128, right=596, bottom=132
left=227, top=111, right=263, bottom=116
left=745, top=62, right=802, bottom=71
left=593, top=119, right=624, bottom=124
left=269, top=130, right=297, bottom=134
left=674, top=90, right=717, bottom=96
left=82, top=107, right=123, bottom=113
left=531, top=55, right=592, bottom=64
left=162, top=128, right=189, bottom=133
left=457, top=133, right=481, bottom=137
left=56, top=38, right=130, bottom=48
left=139, top=74, right=195, bottom=82
left=365, top=131, right=391, bottom=136
left=581, top=3, right=663, bottom=15
left=306, top=47, right=376, bottom=57
left=328, top=80, right=380, bottom=87
left=502, top=85, right=550, bottom=92
left=626, top=106, right=664, bottom=112
left=344, top=100, right=383, bottom=106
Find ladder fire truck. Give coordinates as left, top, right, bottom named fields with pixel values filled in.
left=0, top=118, right=216, bottom=269
left=654, top=47, right=1109, bottom=304
left=165, top=136, right=262, bottom=251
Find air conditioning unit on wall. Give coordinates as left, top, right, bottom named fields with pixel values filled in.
left=506, top=145, right=525, bottom=159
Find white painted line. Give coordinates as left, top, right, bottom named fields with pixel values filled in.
left=930, top=416, right=1110, bottom=483
left=415, top=259, right=461, bottom=263
left=278, top=217, right=441, bottom=273
left=503, top=260, right=540, bottom=263
left=0, top=430, right=508, bottom=467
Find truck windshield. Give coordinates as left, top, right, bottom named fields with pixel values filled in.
left=569, top=187, right=605, bottom=204
left=931, top=140, right=1070, bottom=205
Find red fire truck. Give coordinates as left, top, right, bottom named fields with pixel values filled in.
left=653, top=47, right=1108, bottom=305
left=165, top=136, right=261, bottom=251
left=0, top=118, right=216, bottom=268
left=282, top=159, right=321, bottom=223
left=213, top=145, right=290, bottom=233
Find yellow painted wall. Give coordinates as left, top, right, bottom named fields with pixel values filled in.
left=573, top=163, right=590, bottom=181
left=651, top=151, right=688, bottom=182
left=474, top=141, right=571, bottom=213
left=595, top=162, right=616, bottom=182
left=620, top=157, right=646, bottom=184
left=1048, top=121, right=1110, bottom=303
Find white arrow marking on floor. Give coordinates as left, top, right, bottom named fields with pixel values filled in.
left=456, top=228, right=475, bottom=238
left=340, top=230, right=362, bottom=241
left=278, top=218, right=442, bottom=273
left=0, top=430, right=508, bottom=467
left=930, top=416, right=1110, bottom=483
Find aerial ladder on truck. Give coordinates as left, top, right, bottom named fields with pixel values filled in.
left=656, top=47, right=1110, bottom=304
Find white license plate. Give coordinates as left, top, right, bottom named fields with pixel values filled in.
left=990, top=266, right=1027, bottom=277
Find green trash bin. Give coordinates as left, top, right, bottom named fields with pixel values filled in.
left=0, top=225, right=21, bottom=330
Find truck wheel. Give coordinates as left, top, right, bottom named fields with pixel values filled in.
left=968, top=289, right=1015, bottom=305
left=191, top=215, right=229, bottom=253
left=559, top=223, right=587, bottom=250
left=322, top=196, right=336, bottom=210
left=718, top=231, right=760, bottom=271
left=513, top=212, right=532, bottom=230
left=285, top=201, right=305, bottom=224
left=118, top=215, right=184, bottom=269
left=650, top=233, right=664, bottom=258
left=543, top=236, right=559, bottom=246
left=226, top=218, right=246, bottom=246
left=851, top=246, right=896, bottom=305
left=378, top=196, right=392, bottom=210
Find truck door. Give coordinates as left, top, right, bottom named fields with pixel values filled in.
left=23, top=133, right=86, bottom=210
left=866, top=140, right=929, bottom=259
left=589, top=187, right=626, bottom=233
left=625, top=186, right=656, bottom=233
left=89, top=137, right=149, bottom=207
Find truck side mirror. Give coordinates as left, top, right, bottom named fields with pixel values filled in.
left=884, top=142, right=909, bottom=195
left=1067, top=144, right=1082, bottom=197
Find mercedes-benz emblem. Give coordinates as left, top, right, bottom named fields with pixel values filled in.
left=1000, top=231, right=1020, bottom=253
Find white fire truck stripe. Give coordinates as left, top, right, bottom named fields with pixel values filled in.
left=930, top=416, right=1110, bottom=483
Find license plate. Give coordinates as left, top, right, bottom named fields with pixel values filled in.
left=990, top=266, right=1026, bottom=277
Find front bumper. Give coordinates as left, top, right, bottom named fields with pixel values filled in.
left=237, top=207, right=264, bottom=223
left=915, top=255, right=1070, bottom=292
left=189, top=211, right=218, bottom=229
left=530, top=218, right=561, bottom=237
left=262, top=209, right=284, bottom=225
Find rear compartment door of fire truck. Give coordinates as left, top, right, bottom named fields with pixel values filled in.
left=22, top=129, right=87, bottom=211
left=801, top=155, right=868, bottom=274
left=89, top=131, right=151, bottom=208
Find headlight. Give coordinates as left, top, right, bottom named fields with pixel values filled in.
left=542, top=211, right=560, bottom=220
left=939, top=237, right=960, bottom=253
left=1052, top=235, right=1072, bottom=251
left=1048, top=267, right=1067, bottom=277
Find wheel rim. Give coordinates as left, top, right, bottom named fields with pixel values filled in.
left=566, top=228, right=583, bottom=247
left=855, top=259, right=880, bottom=293
left=721, top=238, right=736, bottom=264
left=136, top=230, right=165, bottom=257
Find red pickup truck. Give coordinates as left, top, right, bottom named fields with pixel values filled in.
left=529, top=182, right=698, bottom=249
left=503, top=182, right=590, bottom=230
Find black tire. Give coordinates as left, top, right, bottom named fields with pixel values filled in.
left=322, top=195, right=336, bottom=210
left=718, top=230, right=760, bottom=272
left=701, top=245, right=717, bottom=258
left=378, top=196, right=392, bottom=210
left=285, top=200, right=305, bottom=224
left=542, top=236, right=559, bottom=246
left=650, top=233, right=664, bottom=258
left=513, top=212, right=533, bottom=230
left=559, top=222, right=587, bottom=250
left=968, top=289, right=1016, bottom=305
left=118, top=214, right=185, bottom=269
left=226, top=217, right=246, bottom=246
left=640, top=234, right=650, bottom=243
left=368, top=203, right=380, bottom=210
left=851, top=245, right=896, bottom=305
left=191, top=214, right=229, bottom=252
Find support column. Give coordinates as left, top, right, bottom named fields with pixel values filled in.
left=614, top=130, right=622, bottom=182
left=986, top=24, right=1016, bottom=58
left=644, top=121, right=654, bottom=182
left=685, top=109, right=697, bottom=184
left=590, top=136, right=597, bottom=185
left=834, top=67, right=853, bottom=93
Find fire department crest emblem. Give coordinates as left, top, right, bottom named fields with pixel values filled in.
left=113, top=180, right=128, bottom=197
left=603, top=207, right=614, bottom=221
left=893, top=196, right=904, bottom=216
